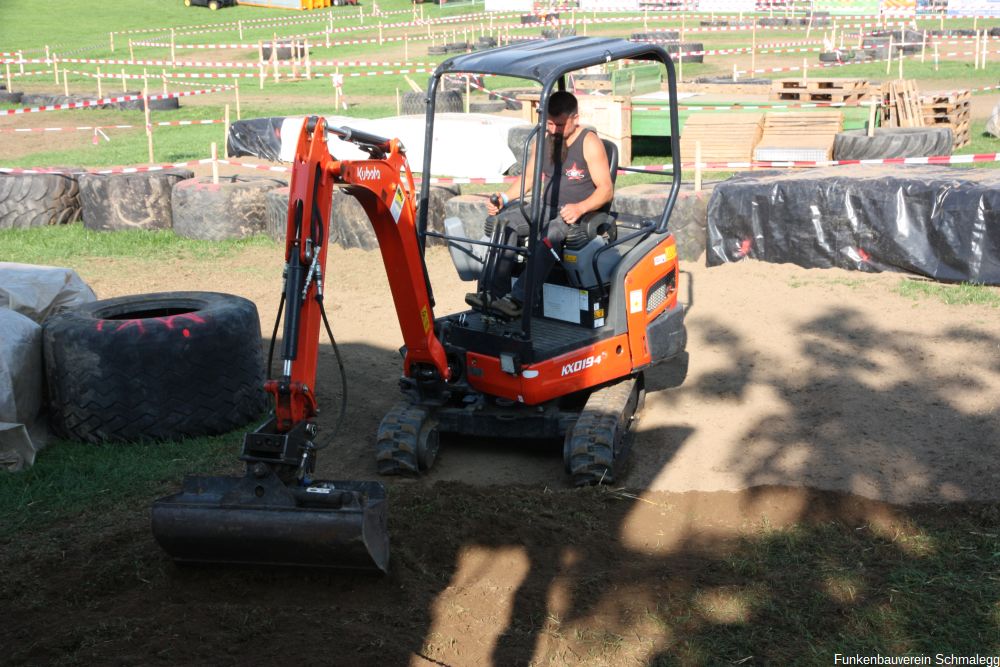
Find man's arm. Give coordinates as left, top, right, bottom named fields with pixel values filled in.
left=558, top=131, right=613, bottom=225
left=487, top=144, right=537, bottom=215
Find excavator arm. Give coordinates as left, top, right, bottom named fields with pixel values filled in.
left=151, top=117, right=444, bottom=573
left=272, top=116, right=450, bottom=431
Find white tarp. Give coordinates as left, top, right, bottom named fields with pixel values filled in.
left=0, top=263, right=97, bottom=471
left=0, top=262, right=97, bottom=323
left=0, top=309, right=43, bottom=471
left=279, top=113, right=525, bottom=178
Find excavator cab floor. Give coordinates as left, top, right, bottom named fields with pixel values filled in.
left=151, top=470, right=389, bottom=573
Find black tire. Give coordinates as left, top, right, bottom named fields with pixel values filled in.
left=541, top=28, right=576, bottom=39
left=507, top=125, right=536, bottom=177
left=264, top=186, right=289, bottom=241
left=42, top=291, right=267, bottom=444
left=427, top=45, right=447, bottom=56
left=0, top=172, right=81, bottom=228
left=469, top=100, right=506, bottom=113
left=833, top=127, right=954, bottom=161
left=667, top=42, right=704, bottom=64
left=477, top=36, right=497, bottom=48
left=261, top=43, right=305, bottom=61
left=819, top=50, right=853, bottom=62
left=0, top=90, right=22, bottom=103
left=122, top=92, right=180, bottom=112
left=401, top=90, right=462, bottom=115
left=631, top=30, right=678, bottom=43
left=79, top=169, right=192, bottom=232
left=444, top=42, right=470, bottom=53
left=171, top=175, right=287, bottom=241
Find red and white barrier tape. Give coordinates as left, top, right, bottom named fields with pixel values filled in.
left=1, top=85, right=232, bottom=116
left=0, top=119, right=224, bottom=134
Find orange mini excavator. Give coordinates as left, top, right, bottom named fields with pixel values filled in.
left=152, top=37, right=687, bottom=572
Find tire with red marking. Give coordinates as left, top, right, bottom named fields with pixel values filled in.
left=42, top=291, right=267, bottom=444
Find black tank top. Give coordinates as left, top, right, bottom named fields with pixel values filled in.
left=541, top=127, right=597, bottom=210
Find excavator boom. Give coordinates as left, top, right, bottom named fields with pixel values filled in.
left=152, top=117, right=441, bottom=572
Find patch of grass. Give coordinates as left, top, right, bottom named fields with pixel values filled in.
left=0, top=222, right=276, bottom=265
left=895, top=278, right=1000, bottom=307
left=0, top=430, right=243, bottom=538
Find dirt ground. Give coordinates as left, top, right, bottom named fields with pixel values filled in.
left=76, top=244, right=999, bottom=506
left=5, top=244, right=996, bottom=665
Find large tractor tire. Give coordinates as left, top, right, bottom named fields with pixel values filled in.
left=172, top=175, right=287, bottom=241
left=833, top=127, right=954, bottom=161
left=0, top=88, right=22, bottom=103
left=42, top=291, right=268, bottom=444
left=666, top=42, right=705, bottom=64
left=0, top=172, right=81, bottom=229
left=401, top=90, right=463, bottom=115
left=264, top=186, right=290, bottom=241
left=79, top=169, right=193, bottom=232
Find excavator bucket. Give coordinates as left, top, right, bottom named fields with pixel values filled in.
left=151, top=469, right=389, bottom=572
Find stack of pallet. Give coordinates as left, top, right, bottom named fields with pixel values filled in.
left=680, top=113, right=764, bottom=168
left=921, top=90, right=971, bottom=149
left=880, top=80, right=924, bottom=128
left=753, top=111, right=844, bottom=161
left=770, top=78, right=869, bottom=104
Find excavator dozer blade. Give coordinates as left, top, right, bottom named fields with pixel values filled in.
left=151, top=471, right=389, bottom=573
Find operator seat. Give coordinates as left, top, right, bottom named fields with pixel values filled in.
left=567, top=137, right=619, bottom=248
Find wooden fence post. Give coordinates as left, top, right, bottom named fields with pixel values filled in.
left=143, top=75, right=154, bottom=164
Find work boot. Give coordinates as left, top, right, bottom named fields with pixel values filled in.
left=465, top=292, right=486, bottom=310
left=489, top=295, right=522, bottom=318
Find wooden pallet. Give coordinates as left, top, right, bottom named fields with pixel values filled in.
left=881, top=80, right=924, bottom=128
left=753, top=111, right=844, bottom=161
left=680, top=113, right=764, bottom=168
left=920, top=89, right=971, bottom=149
left=770, top=78, right=869, bottom=104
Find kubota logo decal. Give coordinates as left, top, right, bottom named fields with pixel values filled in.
left=357, top=166, right=381, bottom=181
left=561, top=353, right=605, bottom=377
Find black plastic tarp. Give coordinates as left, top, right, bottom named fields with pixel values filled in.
left=706, top=166, right=1000, bottom=285
left=227, top=116, right=286, bottom=161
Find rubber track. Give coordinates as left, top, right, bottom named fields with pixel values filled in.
left=375, top=402, right=426, bottom=475
left=567, top=377, right=639, bottom=487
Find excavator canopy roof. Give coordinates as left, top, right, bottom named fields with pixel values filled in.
left=434, top=36, right=667, bottom=88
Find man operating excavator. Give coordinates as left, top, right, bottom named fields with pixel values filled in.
left=465, top=91, right=615, bottom=319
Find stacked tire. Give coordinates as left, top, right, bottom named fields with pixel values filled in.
left=0, top=172, right=81, bottom=229
left=171, top=175, right=287, bottom=241
left=833, top=128, right=954, bottom=161
left=401, top=90, right=463, bottom=115
left=43, top=291, right=268, bottom=444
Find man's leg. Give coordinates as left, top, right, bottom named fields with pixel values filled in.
left=509, top=215, right=571, bottom=305
left=487, top=213, right=529, bottom=298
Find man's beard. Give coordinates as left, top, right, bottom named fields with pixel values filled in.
left=549, top=134, right=570, bottom=164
